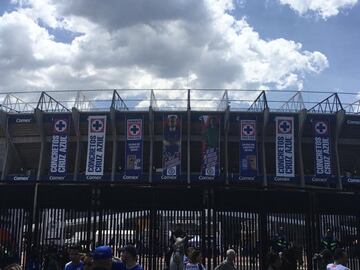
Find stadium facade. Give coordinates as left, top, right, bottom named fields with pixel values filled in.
left=1, top=89, right=360, bottom=270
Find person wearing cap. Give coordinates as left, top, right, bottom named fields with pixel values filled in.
left=91, top=246, right=114, bottom=270
left=65, top=245, right=84, bottom=270
left=120, top=245, right=143, bottom=270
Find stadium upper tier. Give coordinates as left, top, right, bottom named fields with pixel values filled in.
left=0, top=89, right=359, bottom=113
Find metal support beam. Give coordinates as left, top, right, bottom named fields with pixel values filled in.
left=74, top=90, right=97, bottom=111
left=150, top=89, right=158, bottom=111
left=72, top=108, right=81, bottom=180
left=249, top=91, right=268, bottom=112
left=298, top=109, right=307, bottom=187
left=262, top=108, right=270, bottom=186
left=110, top=107, right=117, bottom=181
left=35, top=108, right=45, bottom=180
left=1, top=94, right=34, bottom=113
left=345, top=99, right=360, bottom=114
left=309, top=93, right=343, bottom=114
left=37, top=91, right=70, bottom=112
left=217, top=90, right=229, bottom=111
left=335, top=109, right=345, bottom=189
left=111, top=90, right=128, bottom=111
left=224, top=101, right=230, bottom=184
left=280, top=91, right=305, bottom=112
left=187, top=90, right=191, bottom=184
left=149, top=106, right=154, bottom=183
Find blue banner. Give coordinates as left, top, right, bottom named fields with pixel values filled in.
left=200, top=115, right=220, bottom=180
left=275, top=116, right=295, bottom=181
left=124, top=117, right=143, bottom=180
left=49, top=117, right=69, bottom=180
left=313, top=119, right=332, bottom=182
left=162, top=114, right=181, bottom=180
left=239, top=119, right=257, bottom=180
left=86, top=116, right=107, bottom=177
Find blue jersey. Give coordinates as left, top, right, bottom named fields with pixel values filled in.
left=64, top=261, right=84, bottom=270
left=125, top=264, right=143, bottom=270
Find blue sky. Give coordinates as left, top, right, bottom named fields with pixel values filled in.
left=236, top=0, right=360, bottom=92
left=0, top=0, right=359, bottom=105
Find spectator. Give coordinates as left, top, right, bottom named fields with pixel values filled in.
left=184, top=246, right=195, bottom=266
left=184, top=249, right=205, bottom=270
left=321, top=228, right=339, bottom=254
left=120, top=245, right=143, bottom=270
left=327, top=249, right=350, bottom=270
left=214, top=249, right=236, bottom=270
left=91, top=246, right=113, bottom=270
left=271, top=227, right=288, bottom=253
left=65, top=245, right=84, bottom=270
left=265, top=252, right=281, bottom=270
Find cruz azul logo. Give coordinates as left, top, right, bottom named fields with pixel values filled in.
left=90, top=118, right=105, bottom=133
left=241, top=121, right=256, bottom=140
left=277, top=120, right=292, bottom=134
left=53, top=119, right=68, bottom=134
left=315, top=121, right=328, bottom=135
left=127, top=119, right=142, bottom=140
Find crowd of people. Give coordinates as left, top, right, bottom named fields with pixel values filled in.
left=0, top=226, right=354, bottom=270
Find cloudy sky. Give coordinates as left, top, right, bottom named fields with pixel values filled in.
left=0, top=0, right=359, bottom=103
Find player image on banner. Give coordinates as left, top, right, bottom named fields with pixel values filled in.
left=275, top=117, right=294, bottom=179
left=49, top=117, right=69, bottom=180
left=239, top=119, right=257, bottom=180
left=162, top=114, right=181, bottom=179
left=200, top=115, right=220, bottom=179
left=313, top=119, right=332, bottom=182
left=86, top=116, right=106, bottom=177
left=124, top=117, right=143, bottom=179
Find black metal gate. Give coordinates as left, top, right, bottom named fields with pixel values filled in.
left=1, top=184, right=360, bottom=270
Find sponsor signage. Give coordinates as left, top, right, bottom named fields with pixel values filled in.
left=312, top=119, right=332, bottom=182
left=124, top=117, right=143, bottom=180
left=49, top=117, right=69, bottom=180
left=199, top=115, right=220, bottom=180
left=162, top=114, right=181, bottom=180
left=85, top=116, right=106, bottom=177
left=239, top=119, right=257, bottom=180
left=275, top=116, right=295, bottom=181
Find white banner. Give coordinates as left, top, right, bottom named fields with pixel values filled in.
left=275, top=116, right=294, bottom=178
left=86, top=116, right=106, bottom=176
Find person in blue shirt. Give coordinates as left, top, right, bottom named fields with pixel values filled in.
left=119, top=245, right=143, bottom=270
left=64, top=245, right=84, bottom=270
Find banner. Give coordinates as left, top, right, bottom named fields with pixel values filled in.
left=200, top=115, right=220, bottom=180
left=313, top=119, right=331, bottom=182
left=86, top=116, right=106, bottom=177
left=162, top=114, right=181, bottom=180
left=124, top=117, right=143, bottom=179
left=275, top=117, right=294, bottom=179
left=239, top=120, right=257, bottom=180
left=49, top=117, right=69, bottom=180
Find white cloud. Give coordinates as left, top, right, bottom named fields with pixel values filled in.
left=278, top=0, right=358, bottom=19
left=0, top=0, right=329, bottom=97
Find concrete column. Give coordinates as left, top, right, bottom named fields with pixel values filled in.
left=0, top=110, right=9, bottom=180
left=72, top=108, right=81, bottom=181
left=224, top=106, right=230, bottom=184
left=149, top=107, right=154, bottom=183
left=35, top=108, right=45, bottom=181
left=262, top=108, right=270, bottom=186
left=187, top=89, right=191, bottom=185
left=335, top=109, right=345, bottom=189
left=110, top=107, right=117, bottom=181
left=298, top=109, right=307, bottom=187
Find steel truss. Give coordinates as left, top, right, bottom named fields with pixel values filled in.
left=248, top=90, right=268, bottom=111
left=36, top=91, right=70, bottom=112
left=309, top=93, right=343, bottom=114
left=110, top=90, right=128, bottom=111
left=280, top=91, right=305, bottom=112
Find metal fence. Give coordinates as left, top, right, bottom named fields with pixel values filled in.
left=0, top=184, right=360, bottom=270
